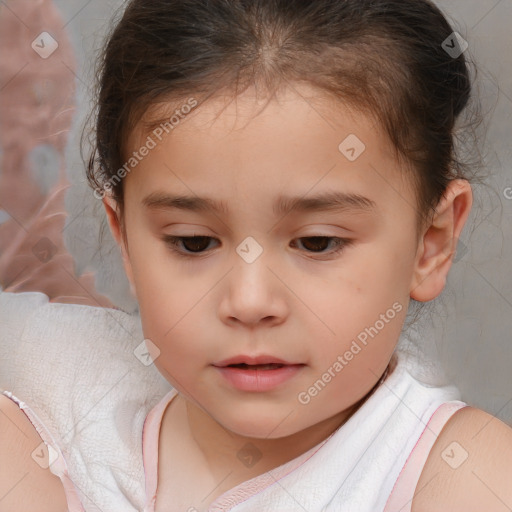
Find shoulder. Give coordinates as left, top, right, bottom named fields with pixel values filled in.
left=0, top=394, right=68, bottom=512
left=412, top=405, right=512, bottom=512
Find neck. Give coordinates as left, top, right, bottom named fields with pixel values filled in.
left=182, top=391, right=369, bottom=483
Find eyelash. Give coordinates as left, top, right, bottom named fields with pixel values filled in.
left=161, top=235, right=353, bottom=259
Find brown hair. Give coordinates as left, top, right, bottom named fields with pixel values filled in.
left=85, top=0, right=482, bottom=234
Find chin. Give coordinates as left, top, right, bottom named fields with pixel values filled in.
left=224, top=422, right=290, bottom=439
left=213, top=407, right=303, bottom=439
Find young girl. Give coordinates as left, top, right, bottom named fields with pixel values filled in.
left=1, top=0, right=512, bottom=511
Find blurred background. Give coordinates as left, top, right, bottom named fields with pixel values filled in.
left=0, top=0, right=511, bottom=422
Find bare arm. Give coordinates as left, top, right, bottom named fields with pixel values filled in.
left=412, top=406, right=512, bottom=512
left=0, top=394, right=68, bottom=512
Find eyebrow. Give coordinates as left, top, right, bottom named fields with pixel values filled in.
left=142, top=190, right=377, bottom=216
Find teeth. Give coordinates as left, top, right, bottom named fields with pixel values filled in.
left=230, top=363, right=284, bottom=370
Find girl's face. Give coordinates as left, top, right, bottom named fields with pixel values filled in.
left=107, top=85, right=433, bottom=438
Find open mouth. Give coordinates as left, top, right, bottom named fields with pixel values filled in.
left=227, top=363, right=286, bottom=370
left=214, top=362, right=304, bottom=391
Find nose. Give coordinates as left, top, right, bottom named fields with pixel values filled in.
left=218, top=253, right=288, bottom=328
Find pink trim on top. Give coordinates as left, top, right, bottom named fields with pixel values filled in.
left=142, top=388, right=179, bottom=512
left=383, top=400, right=468, bottom=512
left=141, top=388, right=338, bottom=512
left=1, top=390, right=86, bottom=512
left=208, top=427, right=336, bottom=511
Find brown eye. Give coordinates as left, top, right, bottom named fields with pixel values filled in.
left=291, top=236, right=352, bottom=257
left=162, top=235, right=218, bottom=256
left=179, top=236, right=212, bottom=252
left=297, top=236, right=330, bottom=252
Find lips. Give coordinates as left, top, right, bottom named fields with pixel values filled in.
left=212, top=355, right=305, bottom=392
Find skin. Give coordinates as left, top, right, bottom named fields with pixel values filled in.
left=103, top=83, right=473, bottom=506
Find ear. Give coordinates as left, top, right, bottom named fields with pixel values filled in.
left=410, top=179, right=472, bottom=302
left=102, top=195, right=136, bottom=297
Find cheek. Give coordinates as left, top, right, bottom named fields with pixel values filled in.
left=137, top=281, right=207, bottom=390
left=308, top=239, right=411, bottom=377
left=315, top=246, right=409, bottom=329
left=135, top=270, right=206, bottom=354
left=310, top=296, right=406, bottom=414
left=123, top=228, right=196, bottom=345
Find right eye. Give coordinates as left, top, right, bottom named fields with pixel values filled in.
left=161, top=235, right=219, bottom=257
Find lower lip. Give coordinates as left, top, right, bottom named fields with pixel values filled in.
left=213, top=364, right=304, bottom=392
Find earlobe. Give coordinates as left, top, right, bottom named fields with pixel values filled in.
left=410, top=179, right=473, bottom=302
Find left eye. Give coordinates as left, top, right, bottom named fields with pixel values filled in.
left=161, top=235, right=352, bottom=258
left=290, top=236, right=351, bottom=255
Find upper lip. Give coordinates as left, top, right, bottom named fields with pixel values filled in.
left=212, top=355, right=301, bottom=367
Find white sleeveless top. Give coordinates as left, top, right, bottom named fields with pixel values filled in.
left=0, top=291, right=467, bottom=511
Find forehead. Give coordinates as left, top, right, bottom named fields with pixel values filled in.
left=123, top=84, right=415, bottom=218
left=138, top=85, right=377, bottom=143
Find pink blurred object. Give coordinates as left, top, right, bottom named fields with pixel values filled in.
left=0, top=0, right=115, bottom=308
